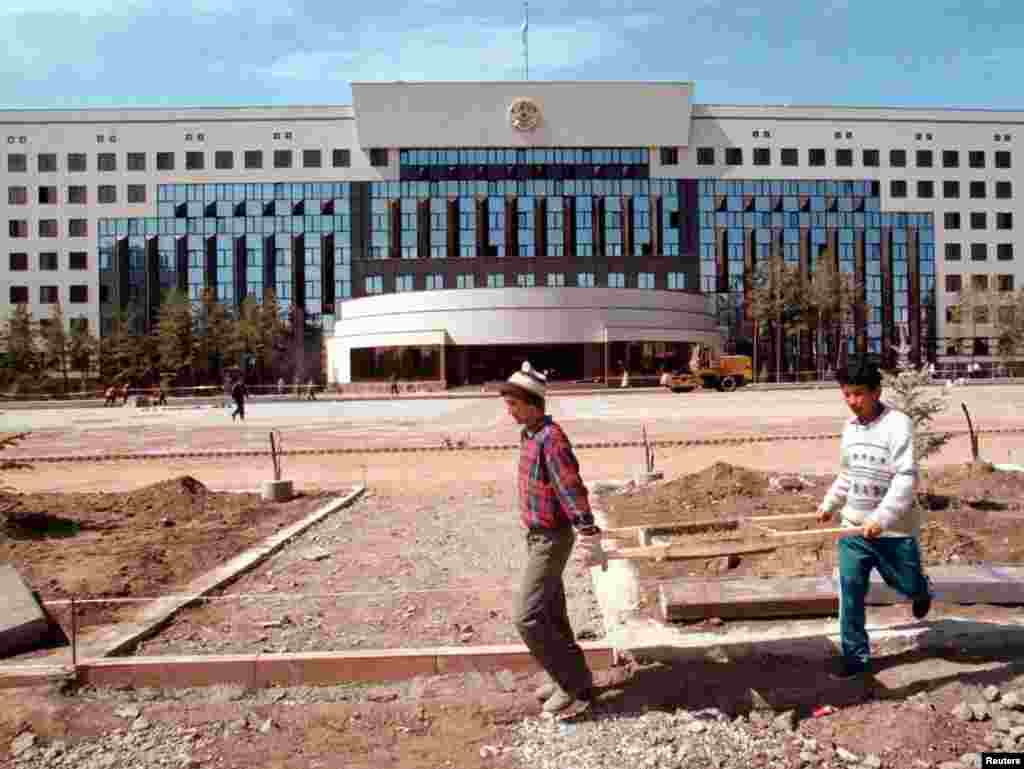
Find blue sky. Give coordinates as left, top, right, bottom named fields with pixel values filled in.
left=0, top=0, right=1021, bottom=110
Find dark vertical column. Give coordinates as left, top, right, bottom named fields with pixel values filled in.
left=234, top=237, right=246, bottom=309
left=880, top=228, right=893, bottom=370
left=534, top=196, right=548, bottom=257
left=323, top=234, right=335, bottom=313
left=293, top=234, right=306, bottom=310
left=681, top=180, right=698, bottom=254
left=743, top=229, right=756, bottom=324
left=855, top=229, right=868, bottom=355
left=116, top=238, right=130, bottom=313
left=388, top=199, right=401, bottom=260
left=908, top=226, right=921, bottom=365
left=145, top=237, right=159, bottom=333
left=623, top=195, right=634, bottom=258
left=263, top=236, right=276, bottom=299
left=447, top=198, right=460, bottom=258
left=652, top=195, right=664, bottom=256
left=715, top=227, right=728, bottom=293
left=504, top=195, right=519, bottom=257
left=476, top=195, right=489, bottom=256
left=562, top=196, right=575, bottom=257
left=176, top=237, right=188, bottom=294
left=204, top=237, right=216, bottom=297
left=350, top=183, right=370, bottom=263
left=417, top=198, right=430, bottom=258
left=592, top=196, right=605, bottom=258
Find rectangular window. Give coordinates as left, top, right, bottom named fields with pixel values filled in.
left=808, top=148, right=826, bottom=166
left=39, top=219, right=58, bottom=237
left=696, top=147, right=714, bottom=166
left=943, top=180, right=960, bottom=199
left=998, top=274, right=1015, bottom=292
left=39, top=285, right=58, bottom=304
left=969, top=181, right=987, bottom=199
left=69, top=251, right=87, bottom=270
left=780, top=148, right=799, bottom=166
left=576, top=272, right=595, bottom=287
left=68, top=219, right=88, bottom=237
left=37, top=153, right=57, bottom=172
left=369, top=148, right=388, bottom=167
left=97, top=153, right=116, bottom=172
left=127, top=152, right=146, bottom=171
left=945, top=275, right=962, bottom=292
left=942, top=150, right=959, bottom=168
left=835, top=148, right=853, bottom=167
left=332, top=149, right=351, bottom=168
left=7, top=186, right=27, bottom=205
left=127, top=184, right=146, bottom=203
left=995, top=150, right=1011, bottom=169
left=395, top=274, right=414, bottom=292
left=667, top=272, right=686, bottom=290
left=486, top=273, right=505, bottom=288
left=917, top=180, right=934, bottom=198
left=637, top=272, right=655, bottom=289
left=273, top=149, right=292, bottom=169
left=916, top=149, right=933, bottom=168
left=972, top=274, right=989, bottom=292
left=303, top=149, right=322, bottom=168
left=185, top=151, right=204, bottom=170
left=944, top=243, right=961, bottom=260
left=68, top=185, right=87, bottom=204
left=969, top=150, right=986, bottom=168
left=998, top=243, right=1014, bottom=261
left=753, top=147, right=770, bottom=166
left=244, top=150, right=263, bottom=169
left=214, top=151, right=234, bottom=170
left=607, top=272, right=624, bottom=288
left=68, top=285, right=88, bottom=304
left=725, top=147, right=743, bottom=166
left=944, top=212, right=960, bottom=230
left=996, top=181, right=1012, bottom=199
left=8, top=252, right=28, bottom=271
left=425, top=273, right=444, bottom=290
left=456, top=274, right=475, bottom=289
left=889, top=149, right=907, bottom=167
left=547, top=272, right=566, bottom=287
left=8, top=220, right=28, bottom=238
left=516, top=273, right=536, bottom=287
left=660, top=147, right=679, bottom=165
left=971, top=243, right=988, bottom=261
left=67, top=153, right=87, bottom=172
left=862, top=149, right=880, bottom=167
left=890, top=180, right=907, bottom=198
left=156, top=152, right=175, bottom=171
left=364, top=275, right=383, bottom=294
left=997, top=212, right=1013, bottom=230
left=9, top=286, right=28, bottom=303
left=98, top=185, right=117, bottom=204
left=99, top=285, right=110, bottom=303
left=39, top=252, right=58, bottom=270
left=7, top=154, right=27, bottom=172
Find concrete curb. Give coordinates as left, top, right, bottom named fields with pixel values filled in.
left=68, top=485, right=367, bottom=660
left=8, top=426, right=1024, bottom=464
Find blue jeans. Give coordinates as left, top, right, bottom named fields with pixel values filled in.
left=838, top=535, right=930, bottom=669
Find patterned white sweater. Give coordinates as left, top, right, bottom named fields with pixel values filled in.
left=820, top=404, right=920, bottom=537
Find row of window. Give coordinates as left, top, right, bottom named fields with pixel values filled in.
left=8, top=251, right=89, bottom=271
left=693, top=147, right=1013, bottom=169
left=945, top=274, right=1015, bottom=293
left=362, top=271, right=687, bottom=294
left=4, top=148, right=385, bottom=174
left=400, top=148, right=650, bottom=166
left=8, top=219, right=89, bottom=238
left=889, top=179, right=1011, bottom=199
left=8, top=285, right=89, bottom=304
left=8, top=185, right=147, bottom=205
left=943, top=243, right=1014, bottom=261
left=943, top=212, right=1013, bottom=230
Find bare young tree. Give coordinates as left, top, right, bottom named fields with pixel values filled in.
left=748, top=254, right=804, bottom=382
left=155, top=288, right=195, bottom=383
left=804, top=254, right=859, bottom=377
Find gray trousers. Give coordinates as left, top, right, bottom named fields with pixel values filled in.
left=514, top=526, right=593, bottom=696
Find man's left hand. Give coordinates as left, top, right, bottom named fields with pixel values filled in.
left=863, top=520, right=883, bottom=539
left=575, top=530, right=608, bottom=571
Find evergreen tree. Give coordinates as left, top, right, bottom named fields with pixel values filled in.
left=1, top=303, right=39, bottom=378
left=68, top=318, right=98, bottom=390
left=155, top=288, right=195, bottom=381
left=882, top=356, right=950, bottom=467
left=258, top=289, right=290, bottom=379
left=99, top=307, right=137, bottom=383
left=39, top=300, right=73, bottom=393
left=195, top=289, right=234, bottom=384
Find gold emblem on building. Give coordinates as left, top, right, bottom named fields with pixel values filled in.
left=508, top=98, right=541, bottom=132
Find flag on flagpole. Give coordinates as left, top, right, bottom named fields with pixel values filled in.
left=521, top=17, right=528, bottom=45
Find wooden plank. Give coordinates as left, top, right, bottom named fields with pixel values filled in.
left=766, top=527, right=856, bottom=544
left=748, top=513, right=821, bottom=523
left=608, top=540, right=778, bottom=562
left=604, top=518, right=741, bottom=540
left=659, top=576, right=838, bottom=621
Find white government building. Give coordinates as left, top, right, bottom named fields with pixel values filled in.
left=0, top=81, right=1019, bottom=385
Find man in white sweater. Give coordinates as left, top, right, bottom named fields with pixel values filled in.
left=817, top=358, right=932, bottom=679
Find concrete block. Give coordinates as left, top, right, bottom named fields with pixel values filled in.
left=79, top=654, right=258, bottom=689
left=253, top=650, right=436, bottom=687
left=838, top=565, right=1024, bottom=606
left=0, top=564, right=53, bottom=658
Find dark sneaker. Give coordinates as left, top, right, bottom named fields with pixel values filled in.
left=913, top=580, right=933, bottom=620
left=828, top=660, right=869, bottom=681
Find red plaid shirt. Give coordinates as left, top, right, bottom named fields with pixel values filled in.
left=518, top=416, right=593, bottom=530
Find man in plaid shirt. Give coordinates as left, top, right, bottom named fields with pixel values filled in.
left=500, top=362, right=607, bottom=716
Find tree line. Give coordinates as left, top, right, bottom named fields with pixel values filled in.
left=0, top=288, right=293, bottom=395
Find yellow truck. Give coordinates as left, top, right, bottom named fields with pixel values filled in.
left=666, top=345, right=753, bottom=393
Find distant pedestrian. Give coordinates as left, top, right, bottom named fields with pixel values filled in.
left=277, top=377, right=285, bottom=396
left=306, top=379, right=317, bottom=401
left=231, top=379, right=248, bottom=422
left=104, top=385, right=117, bottom=407
left=155, top=384, right=168, bottom=407
left=390, top=371, right=400, bottom=397
left=500, top=361, right=605, bottom=717
left=120, top=383, right=130, bottom=406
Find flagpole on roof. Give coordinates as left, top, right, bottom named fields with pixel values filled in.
left=522, top=1, right=529, bottom=80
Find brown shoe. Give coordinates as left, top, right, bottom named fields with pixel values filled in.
left=542, top=687, right=576, bottom=713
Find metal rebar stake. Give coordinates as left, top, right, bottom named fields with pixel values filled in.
left=70, top=595, right=77, bottom=671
